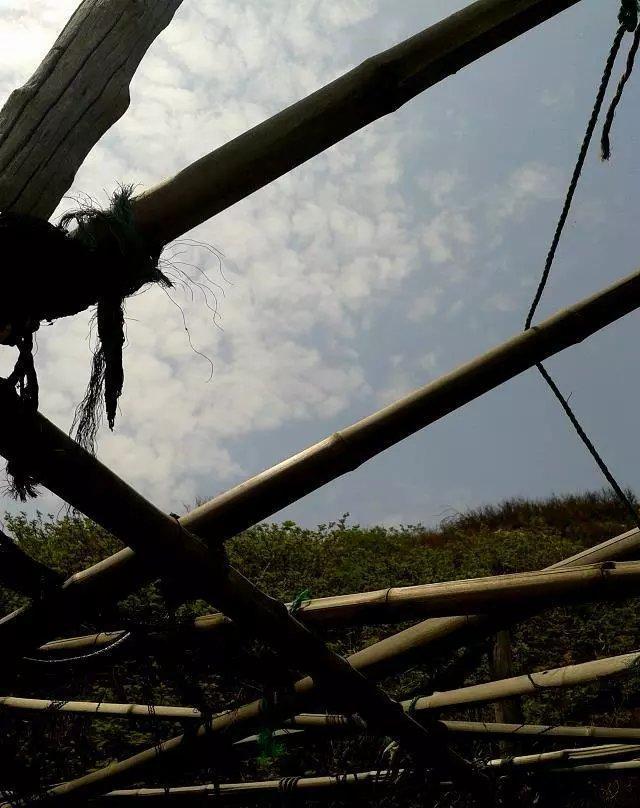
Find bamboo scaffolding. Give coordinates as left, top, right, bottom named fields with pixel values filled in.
left=37, top=557, right=640, bottom=655
left=42, top=648, right=640, bottom=805
left=4, top=270, right=640, bottom=799
left=12, top=647, right=638, bottom=725
left=4, top=266, right=640, bottom=674
left=131, top=0, right=582, bottom=245
left=488, top=743, right=640, bottom=769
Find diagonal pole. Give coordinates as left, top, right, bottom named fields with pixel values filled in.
left=131, top=0, right=584, bottom=245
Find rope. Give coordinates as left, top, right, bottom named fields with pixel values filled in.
left=601, top=23, right=640, bottom=159
left=524, top=22, right=625, bottom=330
left=524, top=4, right=640, bottom=529
left=537, top=364, right=640, bottom=527
left=287, top=588, right=311, bottom=616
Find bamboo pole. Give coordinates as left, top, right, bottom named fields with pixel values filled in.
left=488, top=743, right=640, bottom=769
left=92, top=771, right=417, bottom=804
left=548, top=758, right=640, bottom=776
left=234, top=719, right=640, bottom=752
left=4, top=266, right=640, bottom=673
left=9, top=646, right=638, bottom=727
left=131, top=0, right=582, bottom=245
left=0, top=696, right=201, bottom=722
left=43, top=649, right=640, bottom=804
left=401, top=651, right=640, bottom=713
left=35, top=557, right=640, bottom=655
left=4, top=270, right=640, bottom=800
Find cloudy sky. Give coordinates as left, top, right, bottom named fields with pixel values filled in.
left=0, top=0, right=639, bottom=528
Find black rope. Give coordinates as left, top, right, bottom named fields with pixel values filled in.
left=523, top=4, right=640, bottom=529
left=536, top=364, right=640, bottom=526
left=524, top=22, right=626, bottom=330
left=601, top=23, right=640, bottom=160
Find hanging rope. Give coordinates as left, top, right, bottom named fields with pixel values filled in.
left=524, top=22, right=626, bottom=330
left=523, top=2, right=640, bottom=528
left=601, top=23, right=640, bottom=159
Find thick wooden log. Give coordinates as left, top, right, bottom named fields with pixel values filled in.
left=131, top=0, right=583, bottom=245
left=0, top=0, right=184, bottom=219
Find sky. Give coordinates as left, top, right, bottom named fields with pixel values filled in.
left=0, top=0, right=639, bottom=529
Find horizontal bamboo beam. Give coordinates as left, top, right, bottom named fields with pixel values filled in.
left=235, top=719, right=640, bottom=752
left=548, top=758, right=640, bottom=776
left=92, top=770, right=419, bottom=804
left=488, top=743, right=640, bottom=769
left=0, top=696, right=201, bottom=722
left=240, top=559, right=640, bottom=624
left=44, top=647, right=640, bottom=804
left=132, top=0, right=582, bottom=244
left=11, top=645, right=637, bottom=726
left=38, top=556, right=640, bottom=654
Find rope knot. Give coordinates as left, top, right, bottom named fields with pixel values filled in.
left=619, top=0, right=640, bottom=32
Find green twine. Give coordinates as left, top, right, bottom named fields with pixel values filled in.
left=288, top=588, right=311, bottom=616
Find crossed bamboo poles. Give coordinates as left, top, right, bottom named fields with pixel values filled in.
left=0, top=267, right=640, bottom=802
left=0, top=0, right=633, bottom=802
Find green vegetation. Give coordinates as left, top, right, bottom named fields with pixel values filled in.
left=1, top=490, right=639, bottom=806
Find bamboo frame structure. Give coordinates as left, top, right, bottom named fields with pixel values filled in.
left=36, top=525, right=640, bottom=659
left=40, top=647, right=640, bottom=805
left=4, top=266, right=640, bottom=672
left=0, top=0, right=638, bottom=803
left=8, top=646, right=638, bottom=725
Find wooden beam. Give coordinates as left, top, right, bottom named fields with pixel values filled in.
left=0, top=0, right=184, bottom=219
left=131, top=0, right=583, bottom=245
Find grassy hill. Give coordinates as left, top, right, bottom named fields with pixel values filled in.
left=1, top=490, right=639, bottom=806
